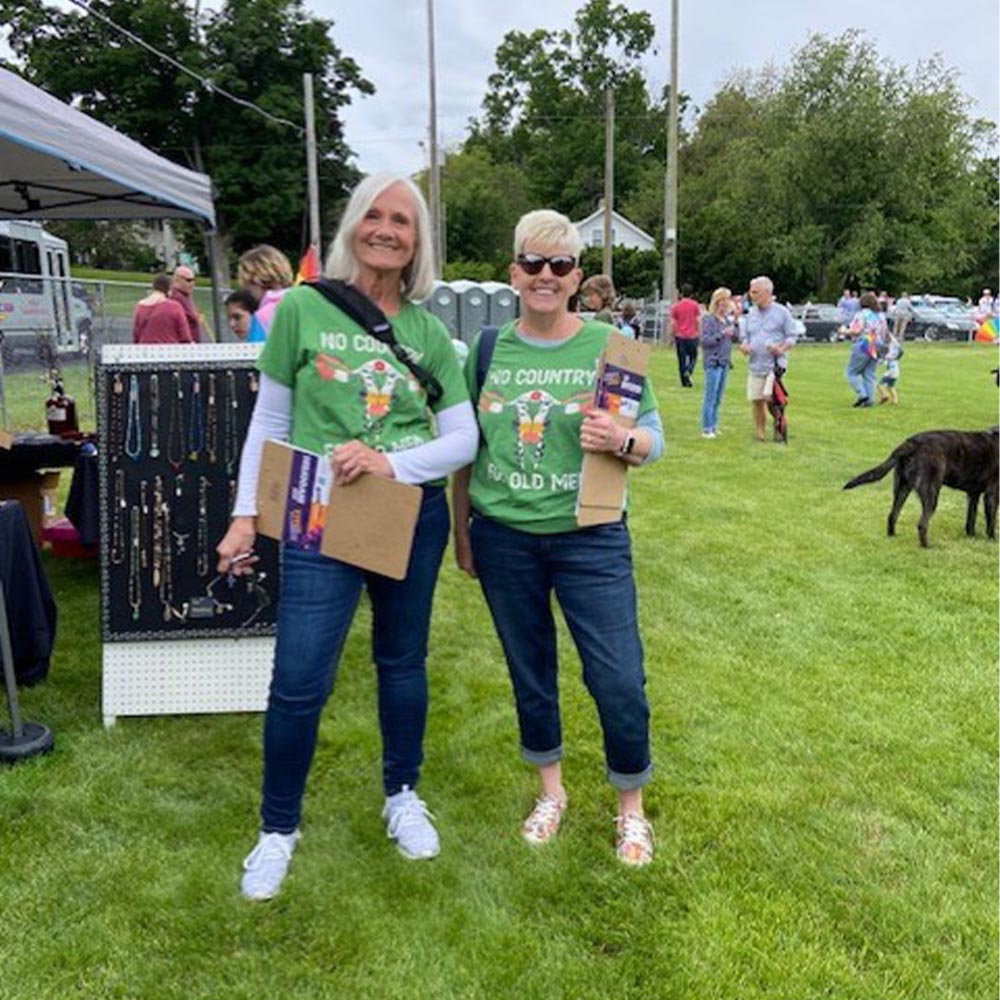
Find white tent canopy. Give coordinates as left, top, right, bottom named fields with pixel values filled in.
left=0, top=67, right=215, bottom=226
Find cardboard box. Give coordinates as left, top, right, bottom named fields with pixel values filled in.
left=256, top=440, right=422, bottom=581
left=0, top=470, right=61, bottom=544
left=576, top=332, right=651, bottom=527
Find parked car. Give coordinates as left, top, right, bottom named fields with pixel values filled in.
left=891, top=303, right=974, bottom=341
left=790, top=303, right=846, bottom=342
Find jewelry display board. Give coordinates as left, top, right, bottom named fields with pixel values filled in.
left=99, top=344, right=277, bottom=726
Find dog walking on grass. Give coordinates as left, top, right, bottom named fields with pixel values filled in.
left=843, top=428, right=999, bottom=547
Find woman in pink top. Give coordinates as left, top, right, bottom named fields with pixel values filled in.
left=237, top=245, right=294, bottom=336
left=131, top=273, right=192, bottom=344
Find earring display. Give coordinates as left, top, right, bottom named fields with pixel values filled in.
left=98, top=357, right=279, bottom=641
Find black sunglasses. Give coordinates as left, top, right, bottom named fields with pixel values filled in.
left=516, top=253, right=577, bottom=277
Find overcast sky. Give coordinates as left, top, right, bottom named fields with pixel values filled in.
left=317, top=0, right=999, bottom=176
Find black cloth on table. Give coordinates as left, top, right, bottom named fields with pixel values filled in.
left=64, top=445, right=100, bottom=547
left=0, top=433, right=82, bottom=482
left=0, top=500, right=56, bottom=685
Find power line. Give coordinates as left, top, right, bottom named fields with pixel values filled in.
left=63, top=0, right=303, bottom=133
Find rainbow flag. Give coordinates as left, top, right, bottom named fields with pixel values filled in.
left=975, top=315, right=998, bottom=342
left=295, top=245, right=321, bottom=285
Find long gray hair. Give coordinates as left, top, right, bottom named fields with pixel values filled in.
left=324, top=173, right=435, bottom=302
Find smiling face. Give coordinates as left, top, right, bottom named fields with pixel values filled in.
left=352, top=182, right=418, bottom=282
left=509, top=243, right=582, bottom=321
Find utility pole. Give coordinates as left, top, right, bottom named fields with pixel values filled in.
left=603, top=87, right=615, bottom=278
left=662, top=0, right=679, bottom=309
left=303, top=73, right=321, bottom=254
left=426, top=0, right=443, bottom=277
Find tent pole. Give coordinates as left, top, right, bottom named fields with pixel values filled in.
left=204, top=224, right=224, bottom=342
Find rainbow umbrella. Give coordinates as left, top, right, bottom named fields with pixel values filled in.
left=975, top=315, right=998, bottom=342
left=295, top=245, right=321, bottom=285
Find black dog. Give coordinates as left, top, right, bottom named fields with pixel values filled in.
left=843, top=428, right=999, bottom=547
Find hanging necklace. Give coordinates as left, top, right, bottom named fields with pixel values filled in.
left=187, top=372, right=205, bottom=460
left=108, top=372, right=125, bottom=462
left=128, top=503, right=142, bottom=621
left=222, top=369, right=240, bottom=474
left=151, top=475, right=164, bottom=589
left=196, top=475, right=210, bottom=577
left=149, top=374, right=160, bottom=459
left=110, top=468, right=126, bottom=565
left=205, top=373, right=218, bottom=464
left=228, top=478, right=237, bottom=516
left=139, top=479, right=149, bottom=570
left=123, top=373, right=142, bottom=461
left=248, top=370, right=259, bottom=395
left=160, top=485, right=174, bottom=621
left=167, top=370, right=186, bottom=498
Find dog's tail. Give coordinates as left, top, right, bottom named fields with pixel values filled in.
left=843, top=457, right=896, bottom=490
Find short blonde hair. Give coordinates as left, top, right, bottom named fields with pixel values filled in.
left=513, top=209, right=583, bottom=260
left=325, top=173, right=435, bottom=302
left=709, top=286, right=732, bottom=312
left=237, top=245, right=293, bottom=290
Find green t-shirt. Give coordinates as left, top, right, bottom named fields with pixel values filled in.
left=258, top=286, right=468, bottom=469
left=466, top=320, right=658, bottom=534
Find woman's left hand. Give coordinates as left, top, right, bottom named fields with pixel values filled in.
left=331, top=441, right=394, bottom=484
left=580, top=406, right=627, bottom=453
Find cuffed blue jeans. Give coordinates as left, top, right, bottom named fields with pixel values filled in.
left=260, top=486, right=449, bottom=833
left=846, top=353, right=877, bottom=401
left=700, top=363, right=729, bottom=432
left=470, top=513, right=652, bottom=790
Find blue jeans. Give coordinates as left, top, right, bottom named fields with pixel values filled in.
left=260, top=487, right=449, bottom=833
left=846, top=353, right=877, bottom=401
left=700, top=364, right=729, bottom=432
left=469, top=513, right=652, bottom=790
left=676, top=338, right=698, bottom=385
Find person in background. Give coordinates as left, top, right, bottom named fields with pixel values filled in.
left=169, top=265, right=204, bottom=342
left=876, top=333, right=902, bottom=405
left=579, top=274, right=616, bottom=324
left=738, top=276, right=796, bottom=441
left=619, top=301, right=639, bottom=339
left=699, top=286, right=737, bottom=439
left=453, top=209, right=664, bottom=867
left=217, top=173, right=477, bottom=902
left=893, top=291, right=913, bottom=339
left=225, top=288, right=265, bottom=342
left=132, top=273, right=192, bottom=344
left=670, top=283, right=701, bottom=388
left=237, top=244, right=295, bottom=337
left=844, top=290, right=886, bottom=408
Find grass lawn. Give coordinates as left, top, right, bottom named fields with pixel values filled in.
left=1, top=342, right=997, bottom=999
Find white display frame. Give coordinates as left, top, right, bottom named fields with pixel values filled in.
left=99, top=343, right=275, bottom=727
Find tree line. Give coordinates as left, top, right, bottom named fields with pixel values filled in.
left=2, top=0, right=996, bottom=301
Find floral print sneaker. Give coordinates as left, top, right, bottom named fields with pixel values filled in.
left=615, top=813, right=654, bottom=867
left=522, top=794, right=567, bottom=845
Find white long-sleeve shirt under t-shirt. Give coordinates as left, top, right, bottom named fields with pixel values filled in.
left=231, top=373, right=478, bottom=517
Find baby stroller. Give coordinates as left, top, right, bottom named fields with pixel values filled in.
left=767, top=357, right=789, bottom=443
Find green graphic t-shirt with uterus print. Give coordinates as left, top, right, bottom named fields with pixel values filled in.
left=466, top=320, right=657, bottom=534
left=257, top=285, right=468, bottom=474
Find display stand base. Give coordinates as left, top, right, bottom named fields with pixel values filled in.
left=102, top=636, right=274, bottom=726
left=0, top=721, right=55, bottom=762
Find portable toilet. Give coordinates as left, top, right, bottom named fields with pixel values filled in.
left=455, top=281, right=489, bottom=343
left=424, top=281, right=459, bottom=336
left=482, top=281, right=518, bottom=328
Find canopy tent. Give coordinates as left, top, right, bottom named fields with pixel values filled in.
left=0, top=67, right=215, bottom=226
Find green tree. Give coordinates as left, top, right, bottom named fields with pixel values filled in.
left=677, top=32, right=996, bottom=300
left=467, top=0, right=668, bottom=222
left=0, top=0, right=372, bottom=265
left=580, top=245, right=661, bottom=300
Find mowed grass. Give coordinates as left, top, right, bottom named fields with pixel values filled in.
left=1, top=342, right=997, bottom=1000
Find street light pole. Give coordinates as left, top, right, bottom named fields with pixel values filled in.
left=662, top=0, right=679, bottom=308
left=603, top=87, right=615, bottom=279
left=303, top=73, right=321, bottom=254
left=426, top=0, right=443, bottom=277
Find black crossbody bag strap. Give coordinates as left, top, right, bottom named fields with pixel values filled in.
left=306, top=278, right=444, bottom=407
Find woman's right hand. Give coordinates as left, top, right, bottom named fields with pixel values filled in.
left=454, top=528, right=476, bottom=578
left=216, top=515, right=259, bottom=575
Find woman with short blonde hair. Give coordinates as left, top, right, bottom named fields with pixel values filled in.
left=699, top=286, right=737, bottom=438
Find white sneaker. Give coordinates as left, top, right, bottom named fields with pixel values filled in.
left=241, top=830, right=301, bottom=900
left=701, top=430, right=716, bottom=439
left=383, top=786, right=440, bottom=860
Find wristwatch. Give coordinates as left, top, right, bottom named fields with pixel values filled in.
left=618, top=432, right=636, bottom=456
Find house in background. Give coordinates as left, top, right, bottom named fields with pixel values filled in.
left=573, top=206, right=656, bottom=252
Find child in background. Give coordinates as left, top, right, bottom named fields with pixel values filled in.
left=877, top=334, right=903, bottom=405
